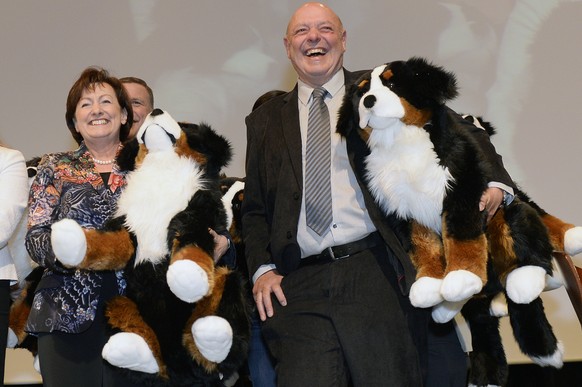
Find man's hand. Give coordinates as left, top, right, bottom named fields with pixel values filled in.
left=479, top=187, right=504, bottom=223
left=253, top=270, right=287, bottom=321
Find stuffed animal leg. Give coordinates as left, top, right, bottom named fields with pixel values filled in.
left=102, top=266, right=249, bottom=381
left=182, top=266, right=249, bottom=375
left=488, top=200, right=554, bottom=305
left=51, top=216, right=215, bottom=304
left=6, top=266, right=43, bottom=373
left=102, top=296, right=165, bottom=375
left=408, top=221, right=446, bottom=308
left=522, top=191, right=582, bottom=256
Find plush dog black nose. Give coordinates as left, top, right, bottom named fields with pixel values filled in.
left=150, top=108, right=164, bottom=116
left=363, top=95, right=376, bottom=109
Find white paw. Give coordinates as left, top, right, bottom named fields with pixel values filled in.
left=544, top=272, right=563, bottom=292
left=6, top=328, right=18, bottom=348
left=531, top=341, right=564, bottom=368
left=192, top=316, right=233, bottom=363
left=167, top=260, right=209, bottom=303
left=440, top=270, right=483, bottom=302
left=564, top=226, right=582, bottom=256
left=489, top=293, right=508, bottom=317
left=33, top=355, right=41, bottom=374
left=506, top=265, right=546, bottom=304
left=431, top=300, right=467, bottom=323
left=409, top=277, right=444, bottom=308
left=102, top=332, right=159, bottom=374
left=51, top=219, right=86, bottom=267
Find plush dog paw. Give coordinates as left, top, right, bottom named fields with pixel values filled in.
left=51, top=218, right=86, bottom=267
left=564, top=226, right=582, bottom=256
left=506, top=265, right=546, bottom=304
left=167, top=260, right=209, bottom=303
left=192, top=316, right=233, bottom=363
left=409, top=277, right=444, bottom=308
left=431, top=300, right=467, bottom=323
left=489, top=293, right=509, bottom=317
left=6, top=328, right=18, bottom=348
left=33, top=355, right=40, bottom=374
left=544, top=272, right=563, bottom=291
left=102, top=332, right=159, bottom=374
left=440, top=270, right=483, bottom=302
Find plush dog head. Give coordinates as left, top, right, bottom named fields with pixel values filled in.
left=337, top=57, right=458, bottom=137
left=118, top=109, right=232, bottom=179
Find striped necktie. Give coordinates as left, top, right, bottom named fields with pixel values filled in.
left=305, top=87, right=332, bottom=236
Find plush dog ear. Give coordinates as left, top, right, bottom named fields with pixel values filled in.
left=116, top=139, right=139, bottom=172
left=391, top=57, right=459, bottom=109
left=180, top=122, right=233, bottom=180
left=337, top=73, right=371, bottom=137
left=336, top=84, right=356, bottom=137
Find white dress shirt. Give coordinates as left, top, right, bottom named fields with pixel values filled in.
left=296, top=71, right=376, bottom=258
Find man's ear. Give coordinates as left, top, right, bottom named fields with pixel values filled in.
left=283, top=36, right=291, bottom=59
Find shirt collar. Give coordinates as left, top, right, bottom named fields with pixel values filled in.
left=298, top=70, right=345, bottom=107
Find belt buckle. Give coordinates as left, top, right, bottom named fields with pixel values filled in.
left=327, top=246, right=349, bottom=260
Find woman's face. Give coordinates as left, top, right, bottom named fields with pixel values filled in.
left=74, top=83, right=127, bottom=145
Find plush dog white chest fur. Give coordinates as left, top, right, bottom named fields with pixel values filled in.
left=116, top=151, right=205, bottom=265
left=365, top=123, right=453, bottom=233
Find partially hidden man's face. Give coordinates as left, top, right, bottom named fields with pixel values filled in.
left=124, top=82, right=153, bottom=140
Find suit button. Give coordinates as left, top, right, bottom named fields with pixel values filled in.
left=286, top=231, right=292, bottom=239
left=293, top=192, right=300, bottom=200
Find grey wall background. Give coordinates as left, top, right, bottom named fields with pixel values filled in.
left=2, top=0, right=581, bottom=383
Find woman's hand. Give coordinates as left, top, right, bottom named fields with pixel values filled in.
left=208, top=228, right=229, bottom=263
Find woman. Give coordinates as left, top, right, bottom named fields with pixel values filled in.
left=0, top=142, right=28, bottom=383
left=24, top=67, right=140, bottom=386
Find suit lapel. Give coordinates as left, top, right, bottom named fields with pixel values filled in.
left=281, top=87, right=302, bottom=188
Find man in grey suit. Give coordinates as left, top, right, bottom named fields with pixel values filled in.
left=242, top=2, right=514, bottom=386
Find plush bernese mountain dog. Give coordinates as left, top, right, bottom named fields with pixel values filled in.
left=45, top=109, right=250, bottom=386
left=337, top=57, right=582, bottom=386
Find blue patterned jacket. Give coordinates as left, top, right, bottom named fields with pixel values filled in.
left=25, top=143, right=127, bottom=334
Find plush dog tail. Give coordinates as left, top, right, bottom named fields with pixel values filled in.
left=461, top=114, right=497, bottom=137
left=507, top=297, right=563, bottom=368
